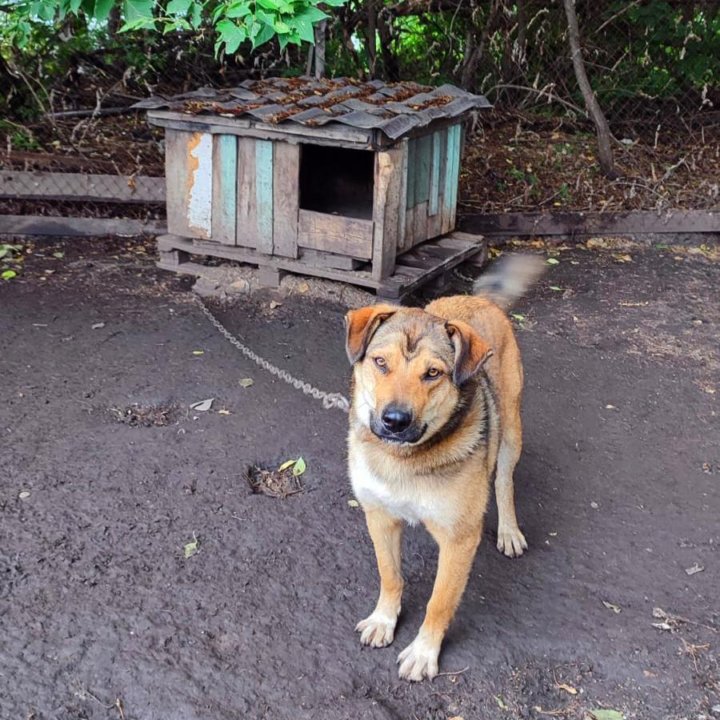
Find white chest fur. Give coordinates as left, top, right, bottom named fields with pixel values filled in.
left=349, top=449, right=458, bottom=528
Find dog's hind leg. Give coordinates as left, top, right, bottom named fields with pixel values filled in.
left=356, top=507, right=404, bottom=648
left=495, top=409, right=528, bottom=558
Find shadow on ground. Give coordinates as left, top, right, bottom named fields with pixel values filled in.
left=0, top=238, right=718, bottom=720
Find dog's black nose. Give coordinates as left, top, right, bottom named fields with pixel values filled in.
left=381, top=406, right=413, bottom=433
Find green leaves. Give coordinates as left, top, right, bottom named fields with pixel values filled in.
left=589, top=710, right=624, bottom=720
left=5, top=0, right=346, bottom=53
left=278, top=457, right=307, bottom=476
left=94, top=0, right=115, bottom=21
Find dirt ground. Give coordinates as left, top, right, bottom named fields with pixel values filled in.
left=0, top=237, right=718, bottom=720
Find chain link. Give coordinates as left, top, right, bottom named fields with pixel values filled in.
left=195, top=295, right=351, bottom=414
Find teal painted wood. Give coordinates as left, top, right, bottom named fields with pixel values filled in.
left=405, top=137, right=417, bottom=209
left=429, top=130, right=442, bottom=216
left=414, top=134, right=432, bottom=206
left=447, top=124, right=462, bottom=215
left=443, top=124, right=461, bottom=220
left=255, top=140, right=274, bottom=253
left=212, top=134, right=237, bottom=244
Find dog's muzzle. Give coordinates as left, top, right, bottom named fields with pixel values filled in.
left=371, top=404, right=426, bottom=444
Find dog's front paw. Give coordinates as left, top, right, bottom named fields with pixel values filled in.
left=497, top=525, right=528, bottom=558
left=356, top=611, right=397, bottom=648
left=397, top=634, right=440, bottom=682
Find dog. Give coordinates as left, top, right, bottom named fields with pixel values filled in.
left=345, top=254, right=543, bottom=682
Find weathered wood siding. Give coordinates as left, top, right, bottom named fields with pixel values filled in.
left=211, top=134, right=237, bottom=245
left=297, top=209, right=374, bottom=259
left=165, top=129, right=213, bottom=239
left=372, top=140, right=407, bottom=280
left=401, top=123, right=462, bottom=250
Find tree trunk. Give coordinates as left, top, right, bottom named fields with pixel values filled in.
left=562, top=0, right=617, bottom=178
left=377, top=9, right=399, bottom=81
left=313, top=20, right=327, bottom=78
left=366, top=0, right=377, bottom=77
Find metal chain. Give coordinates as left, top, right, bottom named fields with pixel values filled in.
left=195, top=295, right=351, bottom=414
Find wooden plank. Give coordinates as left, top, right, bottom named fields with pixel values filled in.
left=254, top=139, right=274, bottom=253
left=397, top=140, right=409, bottom=252
left=235, top=138, right=258, bottom=249
left=300, top=249, right=364, bottom=270
left=186, top=131, right=213, bottom=238
left=429, top=130, right=442, bottom=217
left=412, top=200, right=429, bottom=248
left=0, top=215, right=165, bottom=237
left=460, top=210, right=720, bottom=237
left=149, top=110, right=373, bottom=149
left=371, top=142, right=406, bottom=281
left=165, top=130, right=192, bottom=238
left=380, top=231, right=485, bottom=298
left=211, top=134, right=237, bottom=245
left=0, top=171, right=165, bottom=203
left=157, top=231, right=485, bottom=298
left=414, top=134, right=432, bottom=206
left=403, top=207, right=414, bottom=250
left=272, top=142, right=299, bottom=258
left=297, top=209, right=373, bottom=259
left=405, top=137, right=417, bottom=210
left=442, top=124, right=461, bottom=234
left=186, top=236, right=380, bottom=289
left=448, top=124, right=464, bottom=230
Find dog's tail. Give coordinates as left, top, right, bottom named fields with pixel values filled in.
left=472, top=253, right=545, bottom=310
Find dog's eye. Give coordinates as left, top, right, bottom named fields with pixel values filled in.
left=426, top=368, right=442, bottom=379
left=373, top=357, right=387, bottom=369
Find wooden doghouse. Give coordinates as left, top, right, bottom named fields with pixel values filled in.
left=139, top=77, right=490, bottom=298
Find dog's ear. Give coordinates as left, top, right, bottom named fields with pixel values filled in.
left=446, top=320, right=493, bottom=385
left=345, top=304, right=397, bottom=364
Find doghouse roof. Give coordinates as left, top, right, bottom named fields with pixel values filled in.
left=136, top=77, right=490, bottom=141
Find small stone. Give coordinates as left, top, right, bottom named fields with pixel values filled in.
left=590, top=501, right=599, bottom=509
left=227, top=279, right=250, bottom=295
left=18, top=490, right=31, bottom=500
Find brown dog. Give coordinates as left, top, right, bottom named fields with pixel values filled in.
left=345, top=255, right=541, bottom=681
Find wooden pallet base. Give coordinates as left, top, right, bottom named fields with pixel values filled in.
left=156, top=232, right=485, bottom=299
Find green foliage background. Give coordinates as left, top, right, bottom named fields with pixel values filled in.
left=1, top=0, right=718, bottom=123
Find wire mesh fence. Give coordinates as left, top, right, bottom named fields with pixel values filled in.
left=0, top=0, right=718, bottom=222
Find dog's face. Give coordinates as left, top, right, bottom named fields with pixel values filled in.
left=345, top=305, right=492, bottom=446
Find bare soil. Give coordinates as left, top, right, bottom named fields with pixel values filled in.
left=0, top=237, right=718, bottom=720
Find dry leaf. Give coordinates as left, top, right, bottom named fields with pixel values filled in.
left=218, top=409, right=231, bottom=415
left=278, top=459, right=296, bottom=472
left=190, top=398, right=213, bottom=412
left=602, top=600, right=622, bottom=614
left=184, top=534, right=199, bottom=559
left=347, top=499, right=360, bottom=508
left=269, top=300, right=282, bottom=309
left=685, top=563, right=704, bottom=576
left=192, top=350, right=204, bottom=356
left=557, top=683, right=578, bottom=695
left=239, top=378, right=254, bottom=388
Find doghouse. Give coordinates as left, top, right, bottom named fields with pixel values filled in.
left=139, top=77, right=490, bottom=298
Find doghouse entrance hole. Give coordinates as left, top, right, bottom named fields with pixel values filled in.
left=299, top=145, right=374, bottom=219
